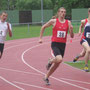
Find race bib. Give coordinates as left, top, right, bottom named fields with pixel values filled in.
left=57, top=31, right=66, bottom=38
left=0, top=30, right=5, bottom=36
left=86, top=32, right=90, bottom=38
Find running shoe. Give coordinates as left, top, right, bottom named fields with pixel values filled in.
left=83, top=66, right=89, bottom=72
left=46, top=58, right=52, bottom=70
left=43, top=78, right=50, bottom=85
left=73, top=55, right=79, bottom=62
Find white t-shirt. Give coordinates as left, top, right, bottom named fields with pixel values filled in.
left=0, top=20, right=12, bottom=43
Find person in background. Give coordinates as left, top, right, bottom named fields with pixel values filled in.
left=0, top=11, right=12, bottom=59
left=73, top=8, right=90, bottom=72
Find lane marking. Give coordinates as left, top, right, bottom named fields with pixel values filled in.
left=61, top=78, right=90, bottom=84
left=0, top=76, right=24, bottom=90
left=5, top=36, right=50, bottom=45
left=21, top=41, right=90, bottom=90
left=14, top=81, right=53, bottom=90
left=0, top=35, right=83, bottom=89
left=5, top=41, right=39, bottom=50
left=0, top=67, right=41, bottom=76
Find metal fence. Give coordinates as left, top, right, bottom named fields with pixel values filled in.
left=6, top=20, right=81, bottom=41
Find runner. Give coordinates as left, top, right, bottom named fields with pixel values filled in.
left=73, top=8, right=90, bottom=72
left=0, top=11, right=12, bottom=59
left=39, top=7, right=74, bottom=85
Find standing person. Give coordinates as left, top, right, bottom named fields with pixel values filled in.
left=0, top=12, right=12, bottom=59
left=73, top=8, right=90, bottom=72
left=39, top=7, right=74, bottom=85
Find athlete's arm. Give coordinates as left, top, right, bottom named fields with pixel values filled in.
left=78, top=19, right=85, bottom=36
left=68, top=20, right=74, bottom=38
left=39, top=19, right=56, bottom=43
left=7, top=23, right=12, bottom=37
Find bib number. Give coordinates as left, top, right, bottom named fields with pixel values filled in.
left=0, top=30, right=5, bottom=36
left=57, top=31, right=66, bottom=38
left=86, top=32, right=90, bottom=38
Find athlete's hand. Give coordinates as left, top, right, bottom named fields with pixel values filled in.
left=39, top=39, right=43, bottom=43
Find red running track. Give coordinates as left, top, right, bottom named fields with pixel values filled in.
left=0, top=34, right=90, bottom=90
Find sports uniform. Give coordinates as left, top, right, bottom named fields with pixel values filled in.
left=0, top=20, right=12, bottom=55
left=51, top=18, right=69, bottom=57
left=80, top=19, right=90, bottom=46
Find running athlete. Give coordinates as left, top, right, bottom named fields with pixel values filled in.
left=73, top=8, right=90, bottom=72
left=0, top=12, right=12, bottom=59
left=39, top=7, right=74, bottom=85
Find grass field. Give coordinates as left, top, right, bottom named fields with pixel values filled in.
left=65, top=60, right=90, bottom=72
left=6, top=23, right=80, bottom=40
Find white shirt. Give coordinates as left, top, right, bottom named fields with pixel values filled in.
left=0, top=20, right=12, bottom=43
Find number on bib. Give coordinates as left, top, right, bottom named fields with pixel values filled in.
left=57, top=31, right=66, bottom=38
left=86, top=32, right=90, bottom=38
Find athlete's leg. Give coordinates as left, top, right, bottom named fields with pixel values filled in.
left=0, top=44, right=4, bottom=59
left=82, top=42, right=90, bottom=65
left=45, top=55, right=62, bottom=79
left=0, top=52, right=2, bottom=59
left=82, top=42, right=90, bottom=72
left=73, top=48, right=86, bottom=62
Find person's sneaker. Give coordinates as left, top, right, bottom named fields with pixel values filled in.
left=83, top=65, right=89, bottom=72
left=73, top=55, right=79, bottom=62
left=46, top=58, right=52, bottom=70
left=43, top=78, right=50, bottom=85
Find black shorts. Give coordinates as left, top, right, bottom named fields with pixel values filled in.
left=51, top=42, right=66, bottom=57
left=80, top=39, right=90, bottom=46
left=0, top=43, right=4, bottom=55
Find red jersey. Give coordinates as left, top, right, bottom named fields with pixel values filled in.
left=51, top=18, right=69, bottom=43
left=81, top=19, right=88, bottom=41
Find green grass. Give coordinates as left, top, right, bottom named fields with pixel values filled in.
left=64, top=60, right=90, bottom=71
left=6, top=24, right=79, bottom=41
left=6, top=25, right=52, bottom=40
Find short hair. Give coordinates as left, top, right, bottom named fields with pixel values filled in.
left=1, top=11, right=8, bottom=15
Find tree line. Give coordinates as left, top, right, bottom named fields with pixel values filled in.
left=0, top=0, right=90, bottom=16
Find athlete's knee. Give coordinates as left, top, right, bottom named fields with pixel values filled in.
left=86, top=49, right=90, bottom=53
left=56, top=55, right=63, bottom=64
left=80, top=53, right=85, bottom=57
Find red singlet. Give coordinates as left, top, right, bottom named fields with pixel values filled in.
left=51, top=18, right=69, bottom=43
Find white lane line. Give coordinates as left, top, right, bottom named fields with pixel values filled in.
left=0, top=40, right=40, bottom=89
left=5, top=36, right=50, bottom=45
left=50, top=77, right=89, bottom=90
left=0, top=40, right=49, bottom=89
left=4, top=41, right=38, bottom=50
left=0, top=67, right=41, bottom=76
left=21, top=42, right=90, bottom=90
left=0, top=76, right=24, bottom=90
left=5, top=39, right=36, bottom=45
left=14, top=81, right=53, bottom=90
left=61, top=78, right=90, bottom=85
left=0, top=36, right=81, bottom=89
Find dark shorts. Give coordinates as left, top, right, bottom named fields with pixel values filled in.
left=51, top=42, right=66, bottom=57
left=0, top=43, right=4, bottom=56
left=80, top=39, right=90, bottom=46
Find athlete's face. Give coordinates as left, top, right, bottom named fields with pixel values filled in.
left=58, top=8, right=66, bottom=18
left=1, top=12, right=8, bottom=22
